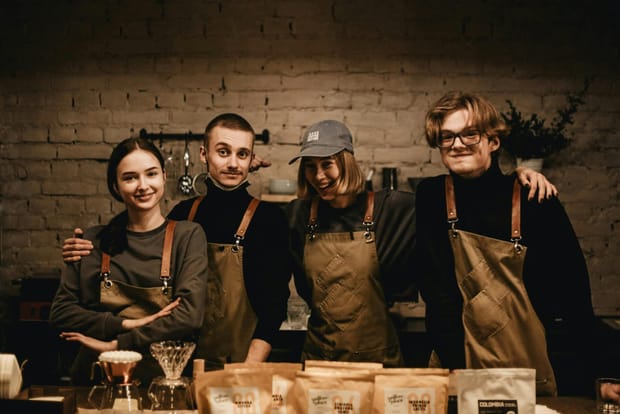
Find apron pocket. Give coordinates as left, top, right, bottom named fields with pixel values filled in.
left=318, top=280, right=364, bottom=332
left=314, top=254, right=364, bottom=332
left=100, top=281, right=170, bottom=319
left=463, top=290, right=509, bottom=342
left=315, top=253, right=358, bottom=291
left=459, top=258, right=510, bottom=300
left=204, top=276, right=224, bottom=329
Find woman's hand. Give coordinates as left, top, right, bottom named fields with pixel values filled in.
left=62, top=228, right=94, bottom=263
left=121, top=297, right=181, bottom=330
left=60, top=332, right=118, bottom=353
left=515, top=167, right=559, bottom=202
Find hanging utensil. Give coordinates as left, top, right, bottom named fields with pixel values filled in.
left=192, top=172, right=209, bottom=196
left=178, top=138, right=193, bottom=195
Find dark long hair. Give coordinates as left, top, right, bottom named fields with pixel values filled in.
left=99, top=137, right=165, bottom=255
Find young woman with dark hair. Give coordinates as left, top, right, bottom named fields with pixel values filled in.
left=50, top=137, right=208, bottom=385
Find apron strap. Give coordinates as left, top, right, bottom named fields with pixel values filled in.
left=160, top=220, right=177, bottom=278
left=445, top=174, right=524, bottom=252
left=363, top=191, right=375, bottom=223
left=306, top=193, right=375, bottom=242
left=445, top=175, right=459, bottom=235
left=232, top=198, right=261, bottom=252
left=188, top=196, right=205, bottom=222
left=363, top=191, right=375, bottom=242
left=100, top=251, right=112, bottom=288
left=511, top=179, right=523, bottom=253
left=307, top=197, right=320, bottom=240
left=100, top=220, right=178, bottom=293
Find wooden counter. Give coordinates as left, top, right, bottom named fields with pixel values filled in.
left=260, top=193, right=296, bottom=203
left=2, top=386, right=596, bottom=414
left=537, top=396, right=596, bottom=413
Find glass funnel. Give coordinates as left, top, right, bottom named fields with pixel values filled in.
left=148, top=341, right=196, bottom=412
left=150, top=341, right=195, bottom=380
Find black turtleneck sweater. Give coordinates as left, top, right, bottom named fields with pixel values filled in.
left=413, top=163, right=595, bottom=395
left=168, top=179, right=292, bottom=346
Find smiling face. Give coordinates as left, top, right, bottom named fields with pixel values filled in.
left=114, top=148, right=166, bottom=214
left=200, top=125, right=254, bottom=188
left=303, top=155, right=354, bottom=207
left=439, top=109, right=500, bottom=179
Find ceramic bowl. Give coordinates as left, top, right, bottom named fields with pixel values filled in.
left=269, top=179, right=297, bottom=195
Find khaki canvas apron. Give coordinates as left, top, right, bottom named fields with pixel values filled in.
left=99, top=220, right=176, bottom=318
left=302, top=192, right=403, bottom=367
left=445, top=175, right=557, bottom=396
left=94, top=220, right=176, bottom=383
left=189, top=197, right=260, bottom=370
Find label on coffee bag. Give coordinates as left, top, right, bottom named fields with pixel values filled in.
left=208, top=386, right=261, bottom=413
left=308, top=389, right=361, bottom=414
left=478, top=399, right=518, bottom=414
left=383, top=387, right=436, bottom=414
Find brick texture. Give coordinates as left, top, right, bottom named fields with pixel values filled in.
left=0, top=0, right=618, bottom=316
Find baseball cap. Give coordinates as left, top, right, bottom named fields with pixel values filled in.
left=288, top=120, right=354, bottom=164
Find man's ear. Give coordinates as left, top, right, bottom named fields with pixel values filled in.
left=199, top=145, right=208, bottom=165
left=489, top=136, right=501, bottom=152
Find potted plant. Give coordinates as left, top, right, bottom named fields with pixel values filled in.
left=500, top=79, right=591, bottom=170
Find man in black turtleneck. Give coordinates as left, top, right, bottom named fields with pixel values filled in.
left=413, top=92, right=595, bottom=396
left=167, top=113, right=291, bottom=367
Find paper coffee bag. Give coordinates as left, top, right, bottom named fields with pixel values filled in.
left=455, top=368, right=536, bottom=414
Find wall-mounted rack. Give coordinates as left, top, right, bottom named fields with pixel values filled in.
left=139, top=128, right=270, bottom=144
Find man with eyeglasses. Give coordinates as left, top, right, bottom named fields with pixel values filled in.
left=412, top=91, right=595, bottom=396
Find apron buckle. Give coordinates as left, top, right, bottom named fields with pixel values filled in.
left=100, top=272, right=113, bottom=289
left=511, top=237, right=524, bottom=254
left=306, top=222, right=318, bottom=241
left=160, top=275, right=171, bottom=295
left=448, top=218, right=459, bottom=237
left=232, top=234, right=243, bottom=253
left=363, top=220, right=374, bottom=243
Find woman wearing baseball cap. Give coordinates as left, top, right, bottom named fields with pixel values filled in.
left=286, top=119, right=556, bottom=367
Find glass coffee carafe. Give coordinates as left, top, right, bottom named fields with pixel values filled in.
left=148, top=340, right=196, bottom=413
left=88, top=350, right=143, bottom=413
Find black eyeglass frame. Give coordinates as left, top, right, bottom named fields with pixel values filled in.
left=435, top=129, right=483, bottom=148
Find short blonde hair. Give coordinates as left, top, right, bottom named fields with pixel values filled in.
left=296, top=150, right=365, bottom=199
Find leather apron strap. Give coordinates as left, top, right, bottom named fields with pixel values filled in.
left=302, top=192, right=403, bottom=367
left=99, top=220, right=176, bottom=319
left=233, top=198, right=260, bottom=252
left=194, top=198, right=260, bottom=369
left=188, top=196, right=205, bottom=222
left=445, top=175, right=523, bottom=250
left=308, top=192, right=375, bottom=242
left=444, top=175, right=557, bottom=396
left=159, top=220, right=177, bottom=294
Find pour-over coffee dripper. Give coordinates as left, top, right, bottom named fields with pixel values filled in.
left=148, top=340, right=196, bottom=412
left=88, top=350, right=143, bottom=412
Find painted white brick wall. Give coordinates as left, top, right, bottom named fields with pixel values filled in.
left=0, top=0, right=618, bottom=315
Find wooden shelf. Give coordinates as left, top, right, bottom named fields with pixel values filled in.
left=261, top=194, right=297, bottom=203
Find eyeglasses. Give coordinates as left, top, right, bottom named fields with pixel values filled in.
left=436, top=129, right=482, bottom=148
